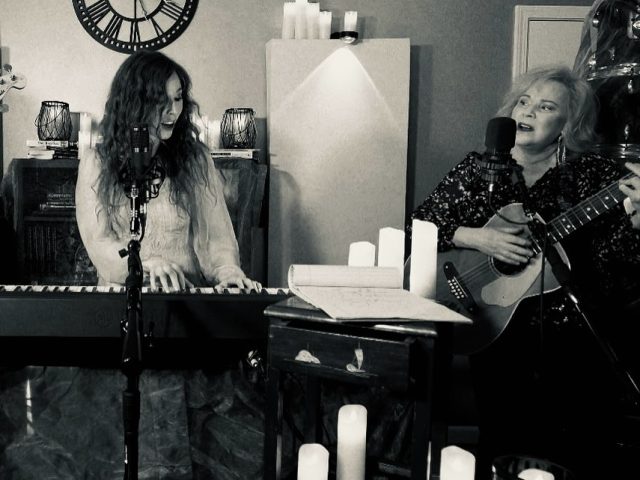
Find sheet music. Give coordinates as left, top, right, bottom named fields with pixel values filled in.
left=287, top=265, right=471, bottom=324
left=288, top=264, right=402, bottom=288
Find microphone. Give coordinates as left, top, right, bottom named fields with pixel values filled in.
left=124, top=124, right=152, bottom=237
left=129, top=123, right=151, bottom=184
left=477, top=117, right=517, bottom=192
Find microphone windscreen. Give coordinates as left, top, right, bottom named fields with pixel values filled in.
left=130, top=124, right=150, bottom=178
left=484, top=117, right=516, bottom=152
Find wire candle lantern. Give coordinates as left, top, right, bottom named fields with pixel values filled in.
left=220, top=108, right=256, bottom=148
left=35, top=101, right=73, bottom=141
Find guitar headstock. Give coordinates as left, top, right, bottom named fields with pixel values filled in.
left=0, top=70, right=27, bottom=104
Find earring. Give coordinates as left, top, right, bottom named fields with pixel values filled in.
left=556, top=134, right=566, bottom=165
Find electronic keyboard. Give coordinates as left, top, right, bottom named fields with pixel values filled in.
left=0, top=285, right=291, bottom=366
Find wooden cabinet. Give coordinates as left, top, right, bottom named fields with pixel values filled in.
left=3, top=156, right=266, bottom=285
left=4, top=158, right=94, bottom=285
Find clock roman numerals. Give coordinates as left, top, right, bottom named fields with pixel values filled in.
left=86, top=0, right=111, bottom=24
left=159, top=0, right=184, bottom=21
left=74, top=0, right=198, bottom=54
left=130, top=21, right=141, bottom=44
left=148, top=16, right=165, bottom=38
left=104, top=14, right=123, bottom=40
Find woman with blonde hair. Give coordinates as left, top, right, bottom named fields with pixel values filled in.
left=411, top=65, right=640, bottom=478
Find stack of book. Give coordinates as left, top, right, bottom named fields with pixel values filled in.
left=27, top=140, right=78, bottom=160
left=210, top=148, right=259, bottom=161
left=38, top=192, right=75, bottom=214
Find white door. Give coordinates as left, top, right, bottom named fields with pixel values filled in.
left=512, top=5, right=591, bottom=78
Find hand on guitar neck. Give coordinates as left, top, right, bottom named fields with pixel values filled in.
left=0, top=65, right=27, bottom=113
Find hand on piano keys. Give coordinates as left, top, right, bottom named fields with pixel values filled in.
left=0, top=284, right=287, bottom=295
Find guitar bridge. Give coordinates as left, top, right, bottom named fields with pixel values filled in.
left=443, top=261, right=478, bottom=313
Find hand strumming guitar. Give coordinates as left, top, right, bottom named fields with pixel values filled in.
left=452, top=225, right=534, bottom=265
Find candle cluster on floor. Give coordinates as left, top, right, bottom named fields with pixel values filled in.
left=296, top=405, right=481, bottom=479
left=296, top=404, right=367, bottom=480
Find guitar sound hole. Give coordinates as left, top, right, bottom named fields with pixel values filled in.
left=491, top=258, right=527, bottom=276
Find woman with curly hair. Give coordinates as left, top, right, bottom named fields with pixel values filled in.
left=76, top=49, right=258, bottom=291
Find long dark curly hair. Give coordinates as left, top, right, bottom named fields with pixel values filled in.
left=95, top=50, right=209, bottom=220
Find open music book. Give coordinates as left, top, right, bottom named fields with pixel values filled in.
left=288, top=265, right=471, bottom=324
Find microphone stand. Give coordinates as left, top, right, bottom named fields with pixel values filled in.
left=119, top=181, right=149, bottom=480
left=507, top=161, right=640, bottom=409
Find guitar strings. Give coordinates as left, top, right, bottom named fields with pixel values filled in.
left=455, top=174, right=630, bottom=287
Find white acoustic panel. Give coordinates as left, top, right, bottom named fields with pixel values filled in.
left=266, top=39, right=410, bottom=287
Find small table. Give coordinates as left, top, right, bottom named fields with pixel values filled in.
left=263, top=296, right=455, bottom=480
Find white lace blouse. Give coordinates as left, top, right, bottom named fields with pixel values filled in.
left=75, top=148, right=244, bottom=286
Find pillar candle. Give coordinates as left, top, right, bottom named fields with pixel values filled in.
left=200, top=114, right=209, bottom=144
left=306, top=2, right=320, bottom=39
left=519, top=469, right=555, bottom=480
left=78, top=112, right=92, bottom=160
left=348, top=241, right=375, bottom=267
left=409, top=219, right=438, bottom=299
left=297, top=443, right=329, bottom=480
left=282, top=2, right=296, bottom=39
left=343, top=11, right=357, bottom=31
left=79, top=112, right=92, bottom=134
left=208, top=119, right=221, bottom=150
left=440, top=445, right=475, bottom=480
left=337, top=404, right=367, bottom=480
left=295, top=0, right=308, bottom=39
left=78, top=132, right=91, bottom=160
left=377, top=227, right=405, bottom=273
left=318, top=11, right=332, bottom=39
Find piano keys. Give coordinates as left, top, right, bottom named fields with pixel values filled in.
left=0, top=285, right=290, bottom=366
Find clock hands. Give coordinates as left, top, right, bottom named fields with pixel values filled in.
left=136, top=0, right=150, bottom=21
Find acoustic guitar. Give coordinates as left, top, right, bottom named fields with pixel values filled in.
left=428, top=172, right=633, bottom=354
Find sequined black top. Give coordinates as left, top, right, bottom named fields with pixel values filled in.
left=410, top=151, right=640, bottom=307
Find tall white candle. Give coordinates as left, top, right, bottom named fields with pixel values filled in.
left=377, top=227, right=405, bottom=274
left=343, top=11, right=357, bottom=31
left=306, top=2, right=320, bottom=39
left=208, top=119, right=221, bottom=150
left=440, top=445, right=475, bottom=480
left=337, top=404, right=367, bottom=480
left=78, top=112, right=92, bottom=160
left=297, top=443, right=329, bottom=480
left=79, top=112, right=92, bottom=134
left=295, top=0, right=308, bottom=39
left=200, top=114, right=209, bottom=144
left=282, top=2, right=296, bottom=39
left=409, top=219, right=438, bottom=299
left=318, top=11, right=332, bottom=39
left=348, top=241, right=376, bottom=267
left=519, top=468, right=554, bottom=480
left=78, top=132, right=91, bottom=160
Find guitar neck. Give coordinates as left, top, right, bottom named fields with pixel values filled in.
left=539, top=172, right=632, bottom=248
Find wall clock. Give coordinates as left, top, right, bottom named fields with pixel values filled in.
left=73, top=0, right=198, bottom=54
